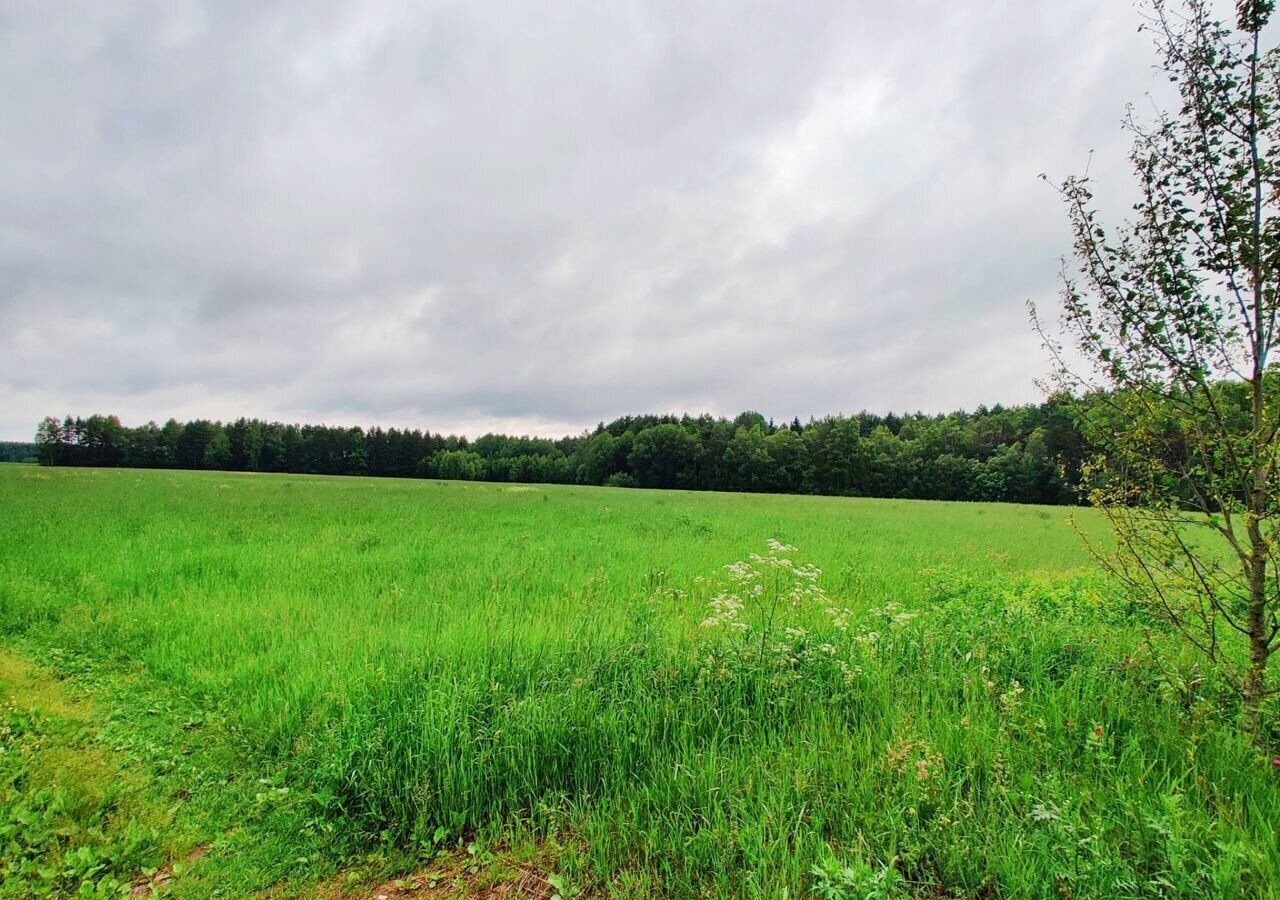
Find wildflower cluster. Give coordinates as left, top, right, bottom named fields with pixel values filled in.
left=698, top=540, right=863, bottom=689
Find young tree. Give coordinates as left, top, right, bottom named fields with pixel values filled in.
left=1038, top=0, right=1280, bottom=737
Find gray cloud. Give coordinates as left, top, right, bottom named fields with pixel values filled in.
left=1, top=0, right=1162, bottom=439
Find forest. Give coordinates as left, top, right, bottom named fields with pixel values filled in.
left=0, top=441, right=35, bottom=463
left=31, top=399, right=1086, bottom=505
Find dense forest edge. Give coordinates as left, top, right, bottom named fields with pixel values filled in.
left=0, top=441, right=36, bottom=463
left=31, top=400, right=1087, bottom=504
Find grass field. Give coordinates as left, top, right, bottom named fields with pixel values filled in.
left=1, top=465, right=1277, bottom=898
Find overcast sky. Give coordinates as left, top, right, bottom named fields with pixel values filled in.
left=1, top=1, right=1164, bottom=441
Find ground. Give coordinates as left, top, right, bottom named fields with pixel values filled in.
left=1, top=465, right=1277, bottom=898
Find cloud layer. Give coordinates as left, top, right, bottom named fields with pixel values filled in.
left=1, top=0, right=1158, bottom=439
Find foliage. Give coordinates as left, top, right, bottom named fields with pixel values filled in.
left=0, top=442, right=35, bottom=464
left=810, top=856, right=907, bottom=900
left=1039, top=0, right=1280, bottom=735
left=32, top=397, right=1090, bottom=505
left=419, top=449, right=486, bottom=481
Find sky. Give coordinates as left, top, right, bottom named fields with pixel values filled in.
left=0, top=0, right=1164, bottom=441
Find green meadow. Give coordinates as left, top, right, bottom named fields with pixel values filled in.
left=1, top=465, right=1277, bottom=898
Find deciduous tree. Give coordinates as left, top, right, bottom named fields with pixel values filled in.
left=1038, top=0, right=1280, bottom=737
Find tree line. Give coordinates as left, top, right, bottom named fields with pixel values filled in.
left=0, top=441, right=36, bottom=463
left=33, top=400, right=1089, bottom=504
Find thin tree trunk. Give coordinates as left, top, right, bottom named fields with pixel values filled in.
left=1242, top=21, right=1270, bottom=742
left=1242, top=537, right=1269, bottom=739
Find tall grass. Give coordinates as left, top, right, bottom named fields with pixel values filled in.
left=1, top=466, right=1276, bottom=897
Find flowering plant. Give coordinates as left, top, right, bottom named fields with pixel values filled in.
left=698, top=540, right=861, bottom=689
